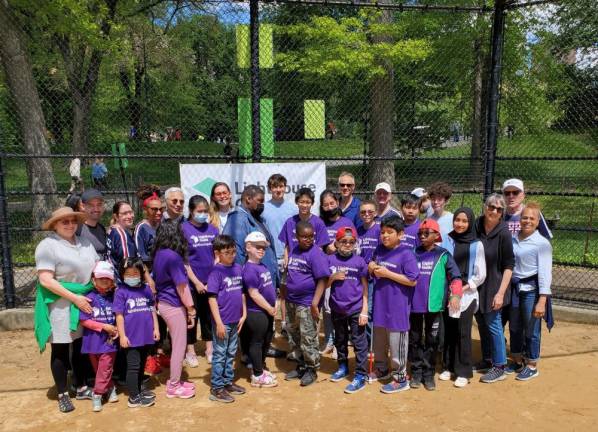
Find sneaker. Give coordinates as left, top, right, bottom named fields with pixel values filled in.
left=127, top=394, right=155, bottom=408
left=367, top=368, right=391, bottom=384
left=184, top=352, right=199, bottom=368
left=92, top=393, right=103, bottom=412
left=107, top=386, right=118, bottom=403
left=300, top=368, right=317, bottom=387
left=516, top=366, right=539, bottom=381
left=167, top=379, right=195, bottom=390
left=251, top=372, right=278, bottom=388
left=58, top=393, right=75, bottom=413
left=266, top=346, right=287, bottom=358
left=141, top=389, right=156, bottom=400
left=409, top=375, right=422, bottom=389
left=264, top=370, right=278, bottom=382
left=454, top=377, right=469, bottom=388
left=480, top=366, right=507, bottom=383
left=285, top=366, right=306, bottom=381
left=166, top=382, right=195, bottom=399
left=75, top=387, right=93, bottom=400
left=438, top=370, right=452, bottom=381
left=473, top=360, right=492, bottom=373
left=209, top=387, right=234, bottom=403
left=225, top=383, right=246, bottom=395
left=423, top=376, right=436, bottom=391
left=144, top=355, right=162, bottom=376
left=380, top=379, right=410, bottom=394
left=156, top=353, right=170, bottom=369
left=330, top=364, right=349, bottom=382
left=206, top=353, right=213, bottom=364
left=504, top=361, right=524, bottom=375
left=344, top=375, right=367, bottom=394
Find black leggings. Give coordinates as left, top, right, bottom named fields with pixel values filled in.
left=50, top=338, right=87, bottom=394
left=187, top=289, right=213, bottom=344
left=245, top=311, right=274, bottom=376
left=125, top=346, right=150, bottom=398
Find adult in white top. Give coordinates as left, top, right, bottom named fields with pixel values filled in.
left=209, top=182, right=234, bottom=233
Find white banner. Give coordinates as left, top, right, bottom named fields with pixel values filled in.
left=179, top=162, right=327, bottom=210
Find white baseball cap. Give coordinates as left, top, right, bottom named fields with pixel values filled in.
left=93, top=261, right=115, bottom=280
left=374, top=182, right=392, bottom=193
left=245, top=231, right=270, bottom=246
left=502, top=178, right=524, bottom=192
left=411, top=187, right=426, bottom=198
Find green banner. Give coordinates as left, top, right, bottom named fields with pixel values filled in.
left=236, top=26, right=250, bottom=69
left=238, top=98, right=252, bottom=158
left=304, top=100, right=325, bottom=139
left=118, top=142, right=128, bottom=169
left=260, top=98, right=274, bottom=157
left=236, top=24, right=273, bottom=69
left=237, top=98, right=275, bottom=158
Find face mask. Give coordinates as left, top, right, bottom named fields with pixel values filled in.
left=193, top=212, right=209, bottom=224
left=322, top=208, right=341, bottom=220
left=124, top=277, right=141, bottom=287
left=251, top=203, right=265, bottom=218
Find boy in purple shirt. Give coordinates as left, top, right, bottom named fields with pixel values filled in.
left=207, top=235, right=247, bottom=403
left=368, top=216, right=420, bottom=394
left=283, top=221, right=331, bottom=387
left=401, top=194, right=422, bottom=250
left=317, top=227, right=369, bottom=394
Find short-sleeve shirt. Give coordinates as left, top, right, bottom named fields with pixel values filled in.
left=80, top=291, right=116, bottom=354
left=76, top=223, right=107, bottom=258
left=181, top=220, right=218, bottom=283
left=134, top=221, right=156, bottom=265
left=372, top=245, right=420, bottom=332
left=285, top=245, right=331, bottom=306
left=402, top=219, right=421, bottom=251
left=357, top=222, right=380, bottom=264
left=112, top=283, right=155, bottom=347
left=243, top=262, right=276, bottom=313
left=411, top=249, right=436, bottom=313
left=374, top=207, right=402, bottom=222
left=207, top=263, right=244, bottom=324
left=153, top=248, right=189, bottom=307
left=328, top=253, right=368, bottom=317
left=263, top=199, right=297, bottom=259
left=323, top=216, right=356, bottom=244
left=107, top=226, right=138, bottom=275
left=278, top=214, right=329, bottom=250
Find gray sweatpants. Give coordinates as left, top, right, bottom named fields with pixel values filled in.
left=373, top=326, right=409, bottom=382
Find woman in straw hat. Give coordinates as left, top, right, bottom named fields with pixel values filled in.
left=34, top=207, right=100, bottom=413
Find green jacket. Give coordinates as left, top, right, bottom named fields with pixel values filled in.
left=34, top=280, right=93, bottom=352
left=415, top=246, right=463, bottom=313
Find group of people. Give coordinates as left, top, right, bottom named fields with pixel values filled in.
left=34, top=171, right=553, bottom=414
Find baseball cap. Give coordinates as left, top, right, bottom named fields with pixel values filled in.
left=411, top=187, right=426, bottom=198
left=81, top=188, right=104, bottom=203
left=93, top=261, right=115, bottom=280
left=335, top=226, right=357, bottom=241
left=502, top=178, right=524, bottom=193
left=374, top=182, right=392, bottom=193
left=419, top=219, right=442, bottom=242
left=245, top=231, right=270, bottom=246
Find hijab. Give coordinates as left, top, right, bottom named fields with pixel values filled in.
left=448, top=207, right=476, bottom=282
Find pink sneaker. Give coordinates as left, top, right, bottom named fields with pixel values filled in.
left=166, top=382, right=195, bottom=399
left=167, top=379, right=195, bottom=390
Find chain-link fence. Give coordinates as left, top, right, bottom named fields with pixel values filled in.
left=1, top=0, right=596, bottom=309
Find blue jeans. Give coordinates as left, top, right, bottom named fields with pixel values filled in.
left=476, top=309, right=507, bottom=367
left=509, top=290, right=542, bottom=362
left=211, top=322, right=238, bottom=389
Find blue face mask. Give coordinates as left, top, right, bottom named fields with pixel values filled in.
left=124, top=277, right=141, bottom=287
left=193, top=212, right=209, bottom=224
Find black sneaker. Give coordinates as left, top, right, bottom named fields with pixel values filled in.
left=209, top=387, right=234, bottom=403
left=410, top=375, right=422, bottom=389
left=75, top=387, right=93, bottom=400
left=225, top=383, right=246, bottom=395
left=127, top=394, right=155, bottom=408
left=300, top=368, right=317, bottom=387
left=423, top=376, right=436, bottom=391
left=141, top=389, right=156, bottom=399
left=285, top=366, right=306, bottom=381
left=58, top=393, right=75, bottom=413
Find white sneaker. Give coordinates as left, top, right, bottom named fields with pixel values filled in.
left=438, top=370, right=452, bottom=381
left=184, top=352, right=199, bottom=368
left=454, top=377, right=469, bottom=388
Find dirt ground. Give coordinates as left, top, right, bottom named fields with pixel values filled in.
left=1, top=322, right=597, bottom=432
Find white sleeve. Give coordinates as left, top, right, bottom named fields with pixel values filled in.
left=467, top=242, right=486, bottom=291
left=537, top=239, right=553, bottom=295
left=35, top=238, right=57, bottom=272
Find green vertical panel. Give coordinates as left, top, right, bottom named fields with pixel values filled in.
left=118, top=143, right=128, bottom=169
left=304, top=99, right=325, bottom=139
left=111, top=143, right=119, bottom=169
left=260, top=98, right=274, bottom=157
left=236, top=25, right=249, bottom=69
left=238, top=98, right=252, bottom=158
left=259, top=25, right=273, bottom=69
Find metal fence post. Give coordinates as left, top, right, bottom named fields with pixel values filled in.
left=0, top=129, right=16, bottom=308
left=483, top=0, right=507, bottom=199
left=250, top=0, right=262, bottom=162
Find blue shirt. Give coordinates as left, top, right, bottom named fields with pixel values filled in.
left=430, top=212, right=454, bottom=250
left=134, top=221, right=156, bottom=264
left=263, top=199, right=297, bottom=260
left=91, top=162, right=107, bottom=179
left=512, top=230, right=552, bottom=295
left=341, top=196, right=362, bottom=229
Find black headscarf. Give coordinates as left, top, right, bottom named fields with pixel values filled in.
left=448, top=207, right=477, bottom=282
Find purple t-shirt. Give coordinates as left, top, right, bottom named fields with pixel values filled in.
left=328, top=253, right=368, bottom=317
left=372, top=245, right=420, bottom=332
left=286, top=245, right=331, bottom=306
left=357, top=222, right=380, bottom=264
left=207, top=263, right=244, bottom=324
left=80, top=291, right=116, bottom=354
left=278, top=214, right=329, bottom=250
left=181, top=220, right=218, bottom=283
left=113, top=283, right=155, bottom=347
left=412, top=249, right=436, bottom=313
left=153, top=248, right=189, bottom=307
left=402, top=219, right=421, bottom=251
left=243, top=262, right=276, bottom=313
left=323, top=216, right=356, bottom=244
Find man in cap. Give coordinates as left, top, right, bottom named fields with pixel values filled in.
left=374, top=182, right=402, bottom=222
left=502, top=178, right=552, bottom=240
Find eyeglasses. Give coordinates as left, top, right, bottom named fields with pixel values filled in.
left=253, top=245, right=267, bottom=251
left=148, top=207, right=165, bottom=212
left=170, top=199, right=184, bottom=205
left=339, top=183, right=355, bottom=188
left=360, top=210, right=375, bottom=215
left=503, top=190, right=521, bottom=197
left=338, top=240, right=356, bottom=245
left=418, top=230, right=437, bottom=237
left=487, top=205, right=504, bottom=213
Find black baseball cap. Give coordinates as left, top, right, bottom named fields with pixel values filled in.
left=81, top=188, right=104, bottom=203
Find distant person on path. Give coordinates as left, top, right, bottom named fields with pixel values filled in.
left=326, top=121, right=337, bottom=139
left=502, top=178, right=552, bottom=239
left=210, top=182, right=234, bottom=233
left=92, top=157, right=108, bottom=190
left=338, top=172, right=362, bottom=228
left=77, top=189, right=108, bottom=259
left=69, top=157, right=83, bottom=194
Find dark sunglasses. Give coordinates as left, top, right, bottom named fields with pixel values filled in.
left=170, top=199, right=184, bottom=205
left=148, top=206, right=165, bottom=212
left=503, top=190, right=521, bottom=197
left=339, top=183, right=355, bottom=188
left=487, top=205, right=504, bottom=213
